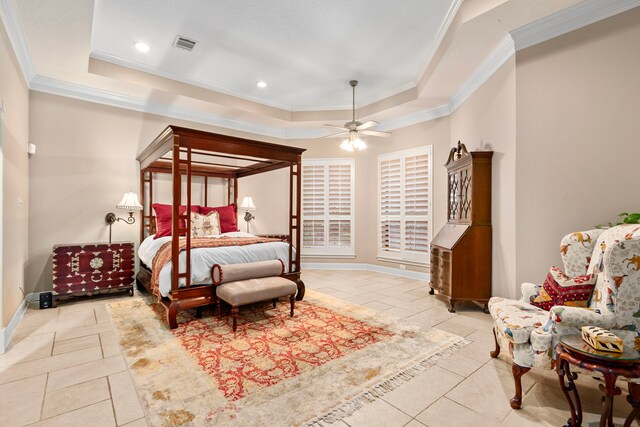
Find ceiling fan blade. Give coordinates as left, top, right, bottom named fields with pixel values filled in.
left=323, top=131, right=349, bottom=138
left=356, top=120, right=378, bottom=131
left=324, top=124, right=347, bottom=130
left=361, top=130, right=391, bottom=137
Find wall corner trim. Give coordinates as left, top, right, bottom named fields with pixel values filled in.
left=0, top=294, right=29, bottom=354
left=301, top=262, right=429, bottom=281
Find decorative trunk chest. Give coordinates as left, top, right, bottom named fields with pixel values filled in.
left=52, top=242, right=134, bottom=300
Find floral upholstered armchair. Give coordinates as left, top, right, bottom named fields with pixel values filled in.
left=488, top=224, right=640, bottom=409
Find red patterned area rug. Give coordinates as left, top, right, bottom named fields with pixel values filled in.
left=107, top=290, right=468, bottom=427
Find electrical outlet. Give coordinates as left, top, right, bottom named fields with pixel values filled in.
left=399, top=264, right=406, bottom=270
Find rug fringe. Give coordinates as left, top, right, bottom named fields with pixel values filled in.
left=305, top=338, right=472, bottom=426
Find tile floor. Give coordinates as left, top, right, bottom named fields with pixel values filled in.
left=0, top=269, right=636, bottom=426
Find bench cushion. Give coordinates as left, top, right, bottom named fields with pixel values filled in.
left=216, top=277, right=297, bottom=306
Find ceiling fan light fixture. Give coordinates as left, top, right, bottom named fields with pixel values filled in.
left=353, top=137, right=367, bottom=151
left=340, top=139, right=355, bottom=152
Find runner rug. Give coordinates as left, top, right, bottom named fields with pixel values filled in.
left=107, top=290, right=469, bottom=427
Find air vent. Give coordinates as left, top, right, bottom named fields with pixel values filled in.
left=173, top=36, right=197, bottom=51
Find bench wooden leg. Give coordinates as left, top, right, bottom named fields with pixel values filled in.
left=216, top=299, right=221, bottom=317
left=272, top=298, right=277, bottom=308
left=231, top=306, right=239, bottom=332
left=290, top=294, right=295, bottom=317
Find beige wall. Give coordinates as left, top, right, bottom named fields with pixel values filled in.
left=27, top=92, right=285, bottom=293
left=515, top=7, right=640, bottom=287
left=450, top=57, right=517, bottom=299
left=1, top=17, right=30, bottom=327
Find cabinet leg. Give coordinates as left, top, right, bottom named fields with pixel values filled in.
left=483, top=303, right=489, bottom=314
left=448, top=300, right=456, bottom=313
left=428, top=287, right=435, bottom=295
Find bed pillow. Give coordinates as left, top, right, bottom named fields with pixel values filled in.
left=200, top=204, right=239, bottom=233
left=190, top=211, right=221, bottom=238
left=530, top=266, right=596, bottom=311
left=153, top=203, right=201, bottom=239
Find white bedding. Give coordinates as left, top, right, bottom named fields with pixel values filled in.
left=138, top=232, right=294, bottom=297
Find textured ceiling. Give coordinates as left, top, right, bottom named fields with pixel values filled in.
left=91, top=0, right=455, bottom=110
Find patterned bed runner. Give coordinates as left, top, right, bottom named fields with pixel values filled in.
left=150, top=236, right=283, bottom=297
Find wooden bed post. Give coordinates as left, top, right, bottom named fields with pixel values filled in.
left=139, top=170, right=145, bottom=244
left=169, top=134, right=181, bottom=328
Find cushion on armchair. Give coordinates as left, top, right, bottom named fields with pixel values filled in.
left=530, top=267, right=596, bottom=311
left=488, top=297, right=549, bottom=344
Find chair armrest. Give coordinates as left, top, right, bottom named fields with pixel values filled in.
left=547, top=306, right=615, bottom=329
left=520, top=282, right=542, bottom=303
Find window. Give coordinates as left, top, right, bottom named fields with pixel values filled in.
left=301, top=158, right=355, bottom=257
left=378, top=146, right=432, bottom=264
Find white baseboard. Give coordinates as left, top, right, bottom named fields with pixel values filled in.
left=0, top=295, right=29, bottom=354
left=301, top=262, right=430, bottom=281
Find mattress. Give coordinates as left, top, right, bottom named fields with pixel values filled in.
left=138, top=232, right=294, bottom=297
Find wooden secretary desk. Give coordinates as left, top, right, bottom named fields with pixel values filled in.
left=429, top=142, right=493, bottom=313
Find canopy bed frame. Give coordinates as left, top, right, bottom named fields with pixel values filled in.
left=136, top=125, right=306, bottom=328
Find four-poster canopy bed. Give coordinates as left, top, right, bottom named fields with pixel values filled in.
left=135, top=125, right=306, bottom=328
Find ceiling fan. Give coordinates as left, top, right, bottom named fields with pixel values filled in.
left=325, top=80, right=391, bottom=151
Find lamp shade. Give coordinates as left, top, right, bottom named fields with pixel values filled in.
left=240, top=196, right=256, bottom=210
left=116, top=192, right=143, bottom=212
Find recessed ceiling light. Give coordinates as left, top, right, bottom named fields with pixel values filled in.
left=256, top=81, right=267, bottom=88
left=135, top=42, right=150, bottom=52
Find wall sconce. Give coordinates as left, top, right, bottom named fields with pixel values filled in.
left=239, top=196, right=256, bottom=233
left=105, top=192, right=143, bottom=244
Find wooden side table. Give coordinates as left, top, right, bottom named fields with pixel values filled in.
left=555, top=335, right=640, bottom=427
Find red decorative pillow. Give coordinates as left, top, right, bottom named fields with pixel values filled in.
left=200, top=204, right=238, bottom=233
left=153, top=203, right=201, bottom=239
left=530, top=267, right=596, bottom=311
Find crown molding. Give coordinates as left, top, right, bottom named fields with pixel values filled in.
left=375, top=104, right=450, bottom=132
left=511, top=0, right=640, bottom=51
left=30, top=75, right=291, bottom=139
left=0, top=0, right=36, bottom=84
left=448, top=34, right=515, bottom=114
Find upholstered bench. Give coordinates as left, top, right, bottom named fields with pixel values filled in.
left=211, top=260, right=297, bottom=332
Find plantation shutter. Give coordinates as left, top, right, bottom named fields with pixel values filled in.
left=404, top=154, right=429, bottom=216
left=378, top=147, right=432, bottom=264
left=380, top=158, right=401, bottom=216
left=301, top=159, right=355, bottom=256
